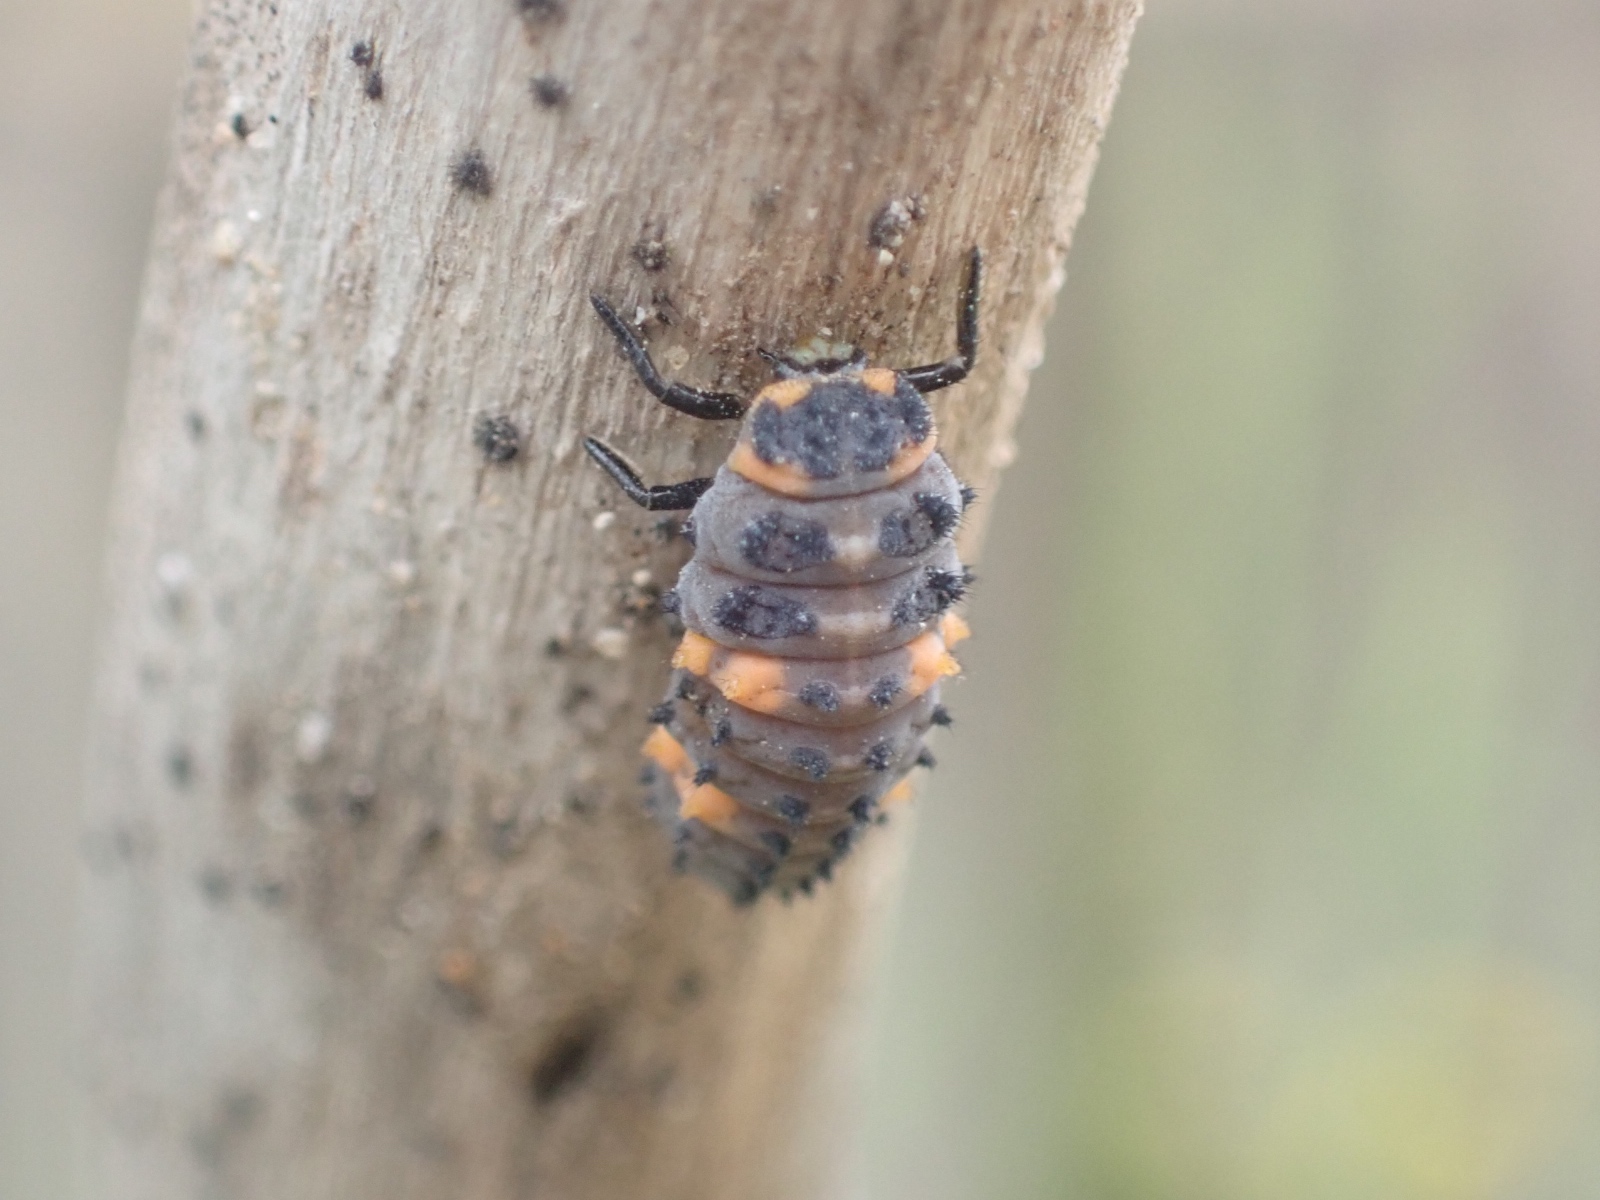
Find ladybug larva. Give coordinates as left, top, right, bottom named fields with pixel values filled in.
left=584, top=249, right=982, bottom=903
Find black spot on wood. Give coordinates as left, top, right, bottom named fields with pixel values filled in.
left=167, top=744, right=194, bottom=789
left=515, top=0, right=564, bottom=21
left=473, top=413, right=521, bottom=462
left=349, top=40, right=374, bottom=66
left=198, top=867, right=233, bottom=903
left=530, top=1014, right=604, bottom=1104
left=531, top=75, right=569, bottom=107
left=230, top=112, right=250, bottom=140
left=450, top=149, right=493, bottom=197
left=632, top=235, right=669, bottom=272
left=185, top=411, right=207, bottom=440
left=363, top=68, right=384, bottom=101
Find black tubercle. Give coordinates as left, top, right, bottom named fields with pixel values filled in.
left=777, top=795, right=810, bottom=824
left=798, top=680, right=840, bottom=712
left=929, top=705, right=953, bottom=727
left=890, top=566, right=971, bottom=626
left=712, top=585, right=817, bottom=639
left=759, top=831, right=793, bottom=857
left=788, top=747, right=830, bottom=781
left=692, top=764, right=717, bottom=786
left=748, top=379, right=931, bottom=479
left=647, top=703, right=674, bottom=725
left=740, top=511, right=834, bottom=572
left=865, top=742, right=895, bottom=772
left=868, top=676, right=902, bottom=708
left=878, top=492, right=961, bottom=558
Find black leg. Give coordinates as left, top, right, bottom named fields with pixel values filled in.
left=899, top=246, right=982, bottom=394
left=591, top=296, right=745, bottom=420
left=583, top=437, right=714, bottom=511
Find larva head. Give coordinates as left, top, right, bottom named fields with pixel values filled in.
left=727, top=366, right=936, bottom=500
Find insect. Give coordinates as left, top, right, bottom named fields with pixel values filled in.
left=583, top=248, right=981, bottom=903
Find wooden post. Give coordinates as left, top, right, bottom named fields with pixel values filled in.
left=79, top=2, right=1140, bottom=1196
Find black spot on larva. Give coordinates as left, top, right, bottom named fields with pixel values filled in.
left=816, top=858, right=834, bottom=882
left=530, top=1013, right=604, bottom=1104
left=960, top=484, right=978, bottom=510
left=639, top=765, right=657, bottom=785
left=712, top=585, right=817, bottom=639
left=363, top=68, right=384, bottom=101
left=798, top=877, right=814, bottom=896
left=658, top=588, right=680, bottom=614
left=916, top=747, right=937, bottom=769
left=777, top=794, right=810, bottom=824
left=672, top=847, right=689, bottom=873
left=749, top=379, right=932, bottom=479
left=739, top=511, right=834, bottom=573
left=531, top=75, right=569, bottom=107
left=711, top=718, right=732, bottom=747
left=350, top=40, right=374, bottom=66
left=674, top=674, right=697, bottom=700
left=473, top=413, right=521, bottom=462
left=832, top=827, right=855, bottom=852
left=230, top=113, right=250, bottom=140
left=733, top=879, right=760, bottom=906
left=868, top=676, right=901, bottom=709
left=759, top=830, right=792, bottom=857
left=681, top=518, right=697, bottom=546
left=930, top=705, right=953, bottom=727
left=798, top=680, right=840, bottom=712
left=788, top=747, right=830, bottom=781
left=865, top=742, right=894, bottom=772
left=451, top=149, right=493, bottom=197
left=692, top=764, right=717, bottom=786
left=632, top=236, right=669, bottom=272
left=878, top=492, right=961, bottom=558
left=647, top=703, right=673, bottom=725
left=890, top=566, right=969, bottom=626
left=848, top=795, right=876, bottom=822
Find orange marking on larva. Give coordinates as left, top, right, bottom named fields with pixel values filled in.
left=727, top=442, right=816, bottom=496
left=678, top=781, right=742, bottom=831
left=906, top=630, right=962, bottom=696
left=939, top=612, right=971, bottom=645
left=882, top=778, right=916, bottom=807
left=643, top=726, right=693, bottom=776
left=709, top=650, right=787, bottom=711
left=860, top=367, right=898, bottom=395
left=753, top=379, right=813, bottom=409
left=883, top=433, right=937, bottom=485
left=671, top=631, right=717, bottom=676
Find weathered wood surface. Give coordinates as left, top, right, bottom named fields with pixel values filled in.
left=78, top=2, right=1139, bottom=1197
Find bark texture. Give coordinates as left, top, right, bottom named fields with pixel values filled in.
left=79, top=2, right=1139, bottom=1197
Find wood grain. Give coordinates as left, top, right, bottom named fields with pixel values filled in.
left=78, top=2, right=1140, bottom=1196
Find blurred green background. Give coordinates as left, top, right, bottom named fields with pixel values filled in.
left=5, top=2, right=1600, bottom=1198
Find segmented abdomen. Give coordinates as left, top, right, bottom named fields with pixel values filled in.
left=642, top=452, right=970, bottom=902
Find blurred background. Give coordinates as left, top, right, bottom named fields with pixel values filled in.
left=4, top=1, right=1599, bottom=1198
